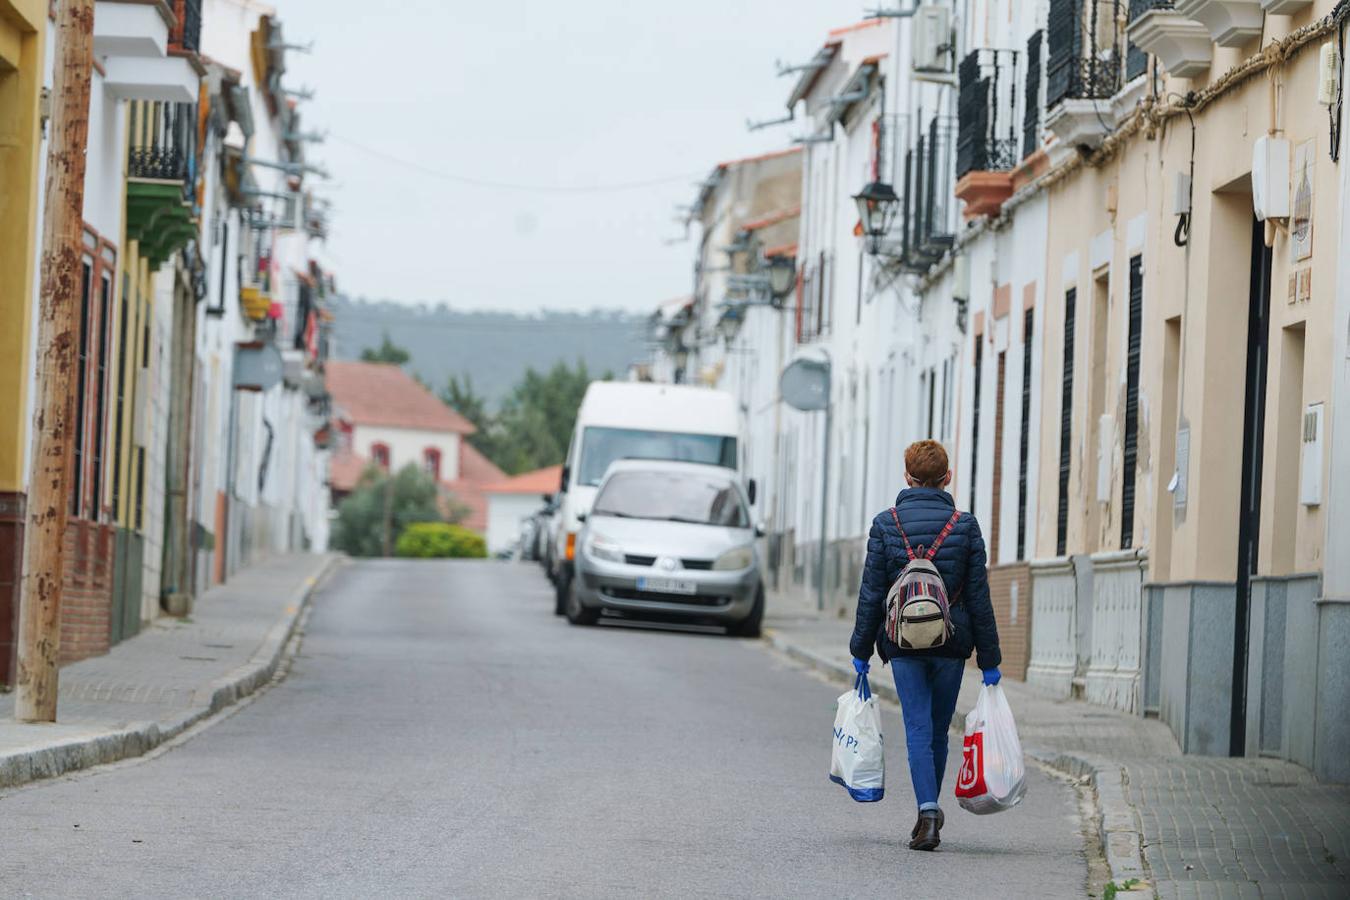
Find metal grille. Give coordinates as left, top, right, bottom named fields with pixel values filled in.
left=900, top=115, right=957, bottom=272
left=171, top=0, right=203, bottom=54
left=1121, top=256, right=1143, bottom=549
left=957, top=49, right=1020, bottom=178
left=1057, top=287, right=1076, bottom=556
left=127, top=101, right=197, bottom=193
left=1023, top=31, right=1043, bottom=159
left=1017, top=307, right=1034, bottom=561
left=1047, top=0, right=1123, bottom=108
left=970, top=339, right=983, bottom=519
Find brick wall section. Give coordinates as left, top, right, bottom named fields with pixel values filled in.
left=0, top=491, right=24, bottom=686
left=59, top=518, right=115, bottom=665
left=988, top=560, right=1033, bottom=680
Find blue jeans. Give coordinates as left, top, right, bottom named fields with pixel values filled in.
left=890, top=655, right=964, bottom=811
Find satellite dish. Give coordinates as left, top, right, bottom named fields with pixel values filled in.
left=780, top=357, right=830, bottom=411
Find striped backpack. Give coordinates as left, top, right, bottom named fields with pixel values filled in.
left=884, top=508, right=961, bottom=650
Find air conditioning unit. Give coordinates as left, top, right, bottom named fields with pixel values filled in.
left=912, top=5, right=952, bottom=74
left=1252, top=135, right=1290, bottom=221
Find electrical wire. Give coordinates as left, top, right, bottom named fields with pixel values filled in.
left=327, top=133, right=704, bottom=194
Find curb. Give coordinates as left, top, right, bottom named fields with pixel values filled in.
left=0, top=555, right=341, bottom=791
left=763, top=628, right=1154, bottom=896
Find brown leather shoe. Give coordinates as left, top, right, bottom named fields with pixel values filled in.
left=909, top=811, right=941, bottom=851
left=910, top=807, right=944, bottom=839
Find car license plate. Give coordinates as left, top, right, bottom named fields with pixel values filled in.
left=637, top=577, right=697, bottom=595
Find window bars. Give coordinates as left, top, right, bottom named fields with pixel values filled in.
left=957, top=49, right=1021, bottom=178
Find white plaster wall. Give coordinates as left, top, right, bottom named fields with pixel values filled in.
left=353, top=424, right=461, bottom=481
left=486, top=493, right=538, bottom=556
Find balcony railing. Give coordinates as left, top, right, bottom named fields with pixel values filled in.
left=957, top=49, right=1020, bottom=178
left=169, top=0, right=203, bottom=55
left=1047, top=0, right=1124, bottom=108
left=900, top=116, right=957, bottom=272
left=128, top=101, right=197, bottom=193
left=1024, top=30, right=1044, bottom=158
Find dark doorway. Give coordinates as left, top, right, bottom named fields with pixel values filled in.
left=1231, top=216, right=1273, bottom=756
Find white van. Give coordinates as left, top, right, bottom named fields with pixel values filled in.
left=549, top=381, right=745, bottom=614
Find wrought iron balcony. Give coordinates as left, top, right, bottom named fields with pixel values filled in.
left=126, top=100, right=199, bottom=269
left=899, top=116, right=957, bottom=272
left=957, top=49, right=1021, bottom=178
left=169, top=0, right=202, bottom=55
left=1046, top=0, right=1124, bottom=108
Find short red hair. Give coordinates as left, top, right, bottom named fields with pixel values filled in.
left=905, top=440, right=949, bottom=488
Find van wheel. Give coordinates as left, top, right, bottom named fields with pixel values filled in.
left=554, top=570, right=569, bottom=616
left=728, top=586, right=764, bottom=638
left=564, top=578, right=599, bottom=626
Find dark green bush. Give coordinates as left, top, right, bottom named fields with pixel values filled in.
left=394, top=522, right=487, bottom=559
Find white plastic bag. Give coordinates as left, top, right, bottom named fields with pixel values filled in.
left=954, top=684, right=1026, bottom=814
left=830, top=673, right=885, bottom=802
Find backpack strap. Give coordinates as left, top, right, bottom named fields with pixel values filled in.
left=925, top=511, right=962, bottom=560
left=888, top=507, right=916, bottom=562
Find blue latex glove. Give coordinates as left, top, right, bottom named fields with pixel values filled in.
left=852, top=657, right=870, bottom=675
left=982, top=667, right=1001, bottom=686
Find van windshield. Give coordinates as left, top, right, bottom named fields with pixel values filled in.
left=577, top=427, right=736, bottom=487
left=592, top=471, right=748, bottom=527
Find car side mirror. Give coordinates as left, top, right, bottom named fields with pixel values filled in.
left=560, top=466, right=570, bottom=491
left=755, top=521, right=766, bottom=537
left=747, top=478, right=758, bottom=505
left=576, top=511, right=587, bottom=523
left=541, top=493, right=553, bottom=504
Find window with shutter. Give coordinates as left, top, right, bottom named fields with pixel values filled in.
left=1121, top=256, right=1143, bottom=549
left=1018, top=307, right=1034, bottom=560
left=1024, top=31, right=1043, bottom=159
left=1057, top=288, right=1076, bottom=556
left=971, top=340, right=984, bottom=518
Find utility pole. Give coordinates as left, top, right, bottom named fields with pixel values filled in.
left=15, top=0, right=96, bottom=723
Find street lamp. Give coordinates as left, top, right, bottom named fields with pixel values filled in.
left=717, top=305, right=745, bottom=343
left=852, top=180, right=901, bottom=255
left=766, top=254, right=796, bottom=300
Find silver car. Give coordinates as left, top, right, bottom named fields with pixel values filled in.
left=564, top=460, right=763, bottom=636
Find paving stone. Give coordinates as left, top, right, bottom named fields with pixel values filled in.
left=764, top=613, right=1350, bottom=898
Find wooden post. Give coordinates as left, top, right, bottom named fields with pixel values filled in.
left=15, top=0, right=96, bottom=723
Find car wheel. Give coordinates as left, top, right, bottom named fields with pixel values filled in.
left=564, top=577, right=599, bottom=626
left=728, top=585, right=764, bottom=638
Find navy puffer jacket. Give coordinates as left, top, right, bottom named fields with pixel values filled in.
left=849, top=486, right=1002, bottom=670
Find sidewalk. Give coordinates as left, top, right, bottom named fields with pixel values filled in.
left=765, top=613, right=1350, bottom=900
left=0, top=553, right=339, bottom=790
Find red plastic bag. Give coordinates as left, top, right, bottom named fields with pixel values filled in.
left=954, top=684, right=1026, bottom=814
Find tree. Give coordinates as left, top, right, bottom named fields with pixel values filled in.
left=442, top=374, right=503, bottom=461
left=493, top=360, right=606, bottom=474
left=331, top=464, right=444, bottom=557
left=359, top=331, right=411, bottom=365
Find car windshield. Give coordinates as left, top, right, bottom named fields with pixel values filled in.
left=592, top=470, right=749, bottom=528
left=576, top=426, right=736, bottom=487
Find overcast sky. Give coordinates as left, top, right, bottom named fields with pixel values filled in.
left=278, top=0, right=868, bottom=313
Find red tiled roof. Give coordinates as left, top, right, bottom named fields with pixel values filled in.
left=764, top=242, right=798, bottom=259
left=329, top=448, right=375, bottom=493
left=828, top=18, right=884, bottom=38
left=713, top=146, right=802, bottom=172
left=742, top=205, right=801, bottom=232
left=483, top=464, right=564, bottom=496
left=441, top=444, right=508, bottom=534
left=326, top=360, right=475, bottom=434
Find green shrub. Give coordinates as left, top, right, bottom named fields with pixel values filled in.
left=394, top=522, right=487, bottom=559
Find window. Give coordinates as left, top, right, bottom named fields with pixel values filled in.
left=70, top=231, right=116, bottom=522
left=1057, top=288, right=1076, bottom=556
left=1121, top=255, right=1143, bottom=549
left=970, top=339, right=983, bottom=518
left=371, top=442, right=391, bottom=470
left=577, top=427, right=736, bottom=487
left=423, top=447, right=442, bottom=480
left=1017, top=307, right=1034, bottom=560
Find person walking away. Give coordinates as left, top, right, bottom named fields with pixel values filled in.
left=849, top=440, right=1001, bottom=850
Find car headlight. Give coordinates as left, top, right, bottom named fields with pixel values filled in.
left=712, top=545, right=754, bottom=571
left=585, top=534, right=624, bottom=563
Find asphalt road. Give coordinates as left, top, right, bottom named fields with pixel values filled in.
left=2, top=559, right=1090, bottom=898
